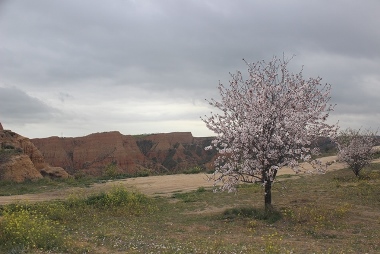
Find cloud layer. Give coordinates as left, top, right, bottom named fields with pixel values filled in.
left=1, top=0, right=379, bottom=138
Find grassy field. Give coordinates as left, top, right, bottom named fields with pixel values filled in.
left=0, top=164, right=379, bottom=253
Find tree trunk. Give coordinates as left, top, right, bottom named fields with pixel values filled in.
left=353, top=165, right=360, bottom=177
left=264, top=180, right=273, bottom=213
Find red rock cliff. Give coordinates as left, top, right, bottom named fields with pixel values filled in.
left=0, top=129, right=70, bottom=182
left=32, top=132, right=217, bottom=176
left=33, top=131, right=146, bottom=175
left=0, top=130, right=47, bottom=169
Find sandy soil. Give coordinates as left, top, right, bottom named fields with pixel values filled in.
left=1, top=156, right=379, bottom=205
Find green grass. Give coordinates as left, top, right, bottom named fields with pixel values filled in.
left=171, top=187, right=208, bottom=202
left=0, top=163, right=380, bottom=253
left=0, top=176, right=100, bottom=196
left=0, top=186, right=156, bottom=253
left=0, top=174, right=152, bottom=196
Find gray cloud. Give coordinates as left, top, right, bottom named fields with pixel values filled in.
left=0, top=86, right=60, bottom=123
left=0, top=0, right=379, bottom=137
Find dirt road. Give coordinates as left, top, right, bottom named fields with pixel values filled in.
left=1, top=156, right=379, bottom=205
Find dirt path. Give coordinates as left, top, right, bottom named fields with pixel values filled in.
left=1, top=157, right=379, bottom=205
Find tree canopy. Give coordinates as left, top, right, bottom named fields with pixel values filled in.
left=203, top=56, right=338, bottom=210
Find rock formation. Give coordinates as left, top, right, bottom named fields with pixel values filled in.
left=0, top=128, right=70, bottom=182
left=32, top=132, right=216, bottom=176
left=32, top=131, right=146, bottom=176
left=40, top=166, right=70, bottom=179
left=0, top=154, right=43, bottom=183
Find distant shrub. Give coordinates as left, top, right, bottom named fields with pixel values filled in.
left=103, top=162, right=119, bottom=178
left=134, top=170, right=150, bottom=177
left=183, top=166, right=203, bottom=174
left=0, top=146, right=23, bottom=163
left=2, top=144, right=15, bottom=150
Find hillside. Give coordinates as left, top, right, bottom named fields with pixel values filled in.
left=31, top=132, right=217, bottom=176
left=0, top=124, right=69, bottom=182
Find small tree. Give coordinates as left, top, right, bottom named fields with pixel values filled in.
left=337, top=128, right=377, bottom=177
left=202, top=56, right=338, bottom=212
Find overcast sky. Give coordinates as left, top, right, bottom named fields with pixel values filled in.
left=0, top=0, right=379, bottom=138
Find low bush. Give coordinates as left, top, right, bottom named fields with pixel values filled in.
left=85, top=186, right=148, bottom=208
left=183, top=166, right=203, bottom=174
left=0, top=205, right=67, bottom=251
left=65, top=185, right=155, bottom=218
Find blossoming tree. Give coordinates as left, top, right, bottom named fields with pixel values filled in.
left=337, top=128, right=377, bottom=177
left=202, top=56, right=338, bottom=211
